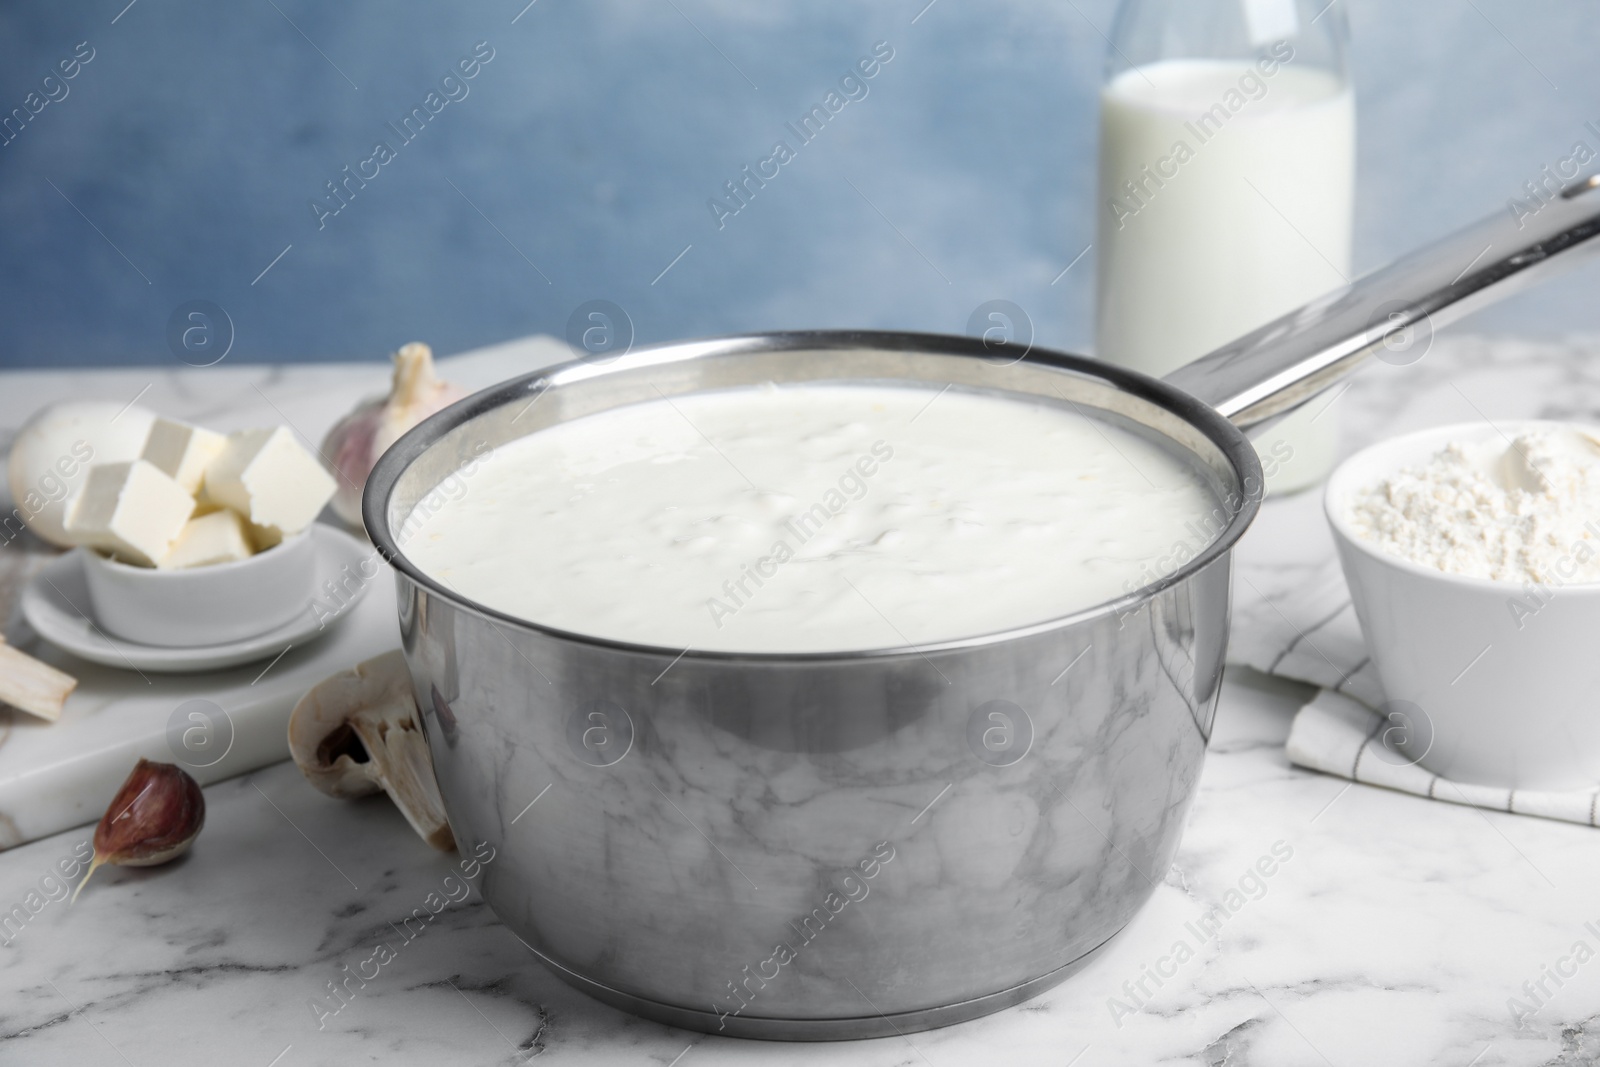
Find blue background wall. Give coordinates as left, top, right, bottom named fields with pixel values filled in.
left=1, top=0, right=1597, bottom=368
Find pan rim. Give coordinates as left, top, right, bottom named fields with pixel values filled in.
left=364, top=329, right=1264, bottom=663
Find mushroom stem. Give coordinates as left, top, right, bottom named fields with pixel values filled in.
left=0, top=637, right=77, bottom=722
left=288, top=651, right=455, bottom=851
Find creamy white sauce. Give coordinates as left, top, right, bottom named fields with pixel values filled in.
left=404, top=382, right=1222, bottom=653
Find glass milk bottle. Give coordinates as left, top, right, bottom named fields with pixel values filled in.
left=1095, top=0, right=1354, bottom=493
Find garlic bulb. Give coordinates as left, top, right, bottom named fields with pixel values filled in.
left=322, top=343, right=466, bottom=526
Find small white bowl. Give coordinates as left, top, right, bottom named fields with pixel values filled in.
left=1325, top=420, right=1600, bottom=791
left=79, top=527, right=317, bottom=647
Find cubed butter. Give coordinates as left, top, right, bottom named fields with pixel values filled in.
left=160, top=508, right=254, bottom=569
left=203, top=427, right=336, bottom=542
left=248, top=520, right=286, bottom=551
left=64, top=460, right=195, bottom=567
left=141, top=418, right=227, bottom=495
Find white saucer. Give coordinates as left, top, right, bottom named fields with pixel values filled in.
left=20, top=524, right=376, bottom=674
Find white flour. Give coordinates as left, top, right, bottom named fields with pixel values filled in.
left=1347, top=428, right=1600, bottom=583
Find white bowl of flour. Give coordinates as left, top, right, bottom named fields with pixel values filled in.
left=1326, top=420, right=1600, bottom=790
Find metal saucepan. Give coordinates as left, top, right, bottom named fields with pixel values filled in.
left=365, top=178, right=1600, bottom=1040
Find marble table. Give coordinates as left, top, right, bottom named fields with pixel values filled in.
left=5, top=334, right=1600, bottom=1066
left=0, top=337, right=572, bottom=849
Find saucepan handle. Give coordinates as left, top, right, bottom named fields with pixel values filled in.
left=1165, top=173, right=1600, bottom=429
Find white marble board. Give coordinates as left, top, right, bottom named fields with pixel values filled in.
left=0, top=337, right=571, bottom=848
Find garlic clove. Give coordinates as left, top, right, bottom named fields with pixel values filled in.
left=288, top=650, right=455, bottom=851
left=322, top=343, right=467, bottom=527
left=74, top=759, right=205, bottom=902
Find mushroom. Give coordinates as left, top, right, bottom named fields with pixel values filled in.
left=0, top=636, right=77, bottom=722
left=7, top=399, right=156, bottom=547
left=288, top=650, right=455, bottom=851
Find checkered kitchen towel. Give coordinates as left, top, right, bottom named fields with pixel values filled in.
left=1230, top=552, right=1600, bottom=827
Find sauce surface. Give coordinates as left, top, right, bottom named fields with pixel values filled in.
left=404, top=382, right=1221, bottom=653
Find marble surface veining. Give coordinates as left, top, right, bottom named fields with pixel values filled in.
left=5, top=335, right=1600, bottom=1064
